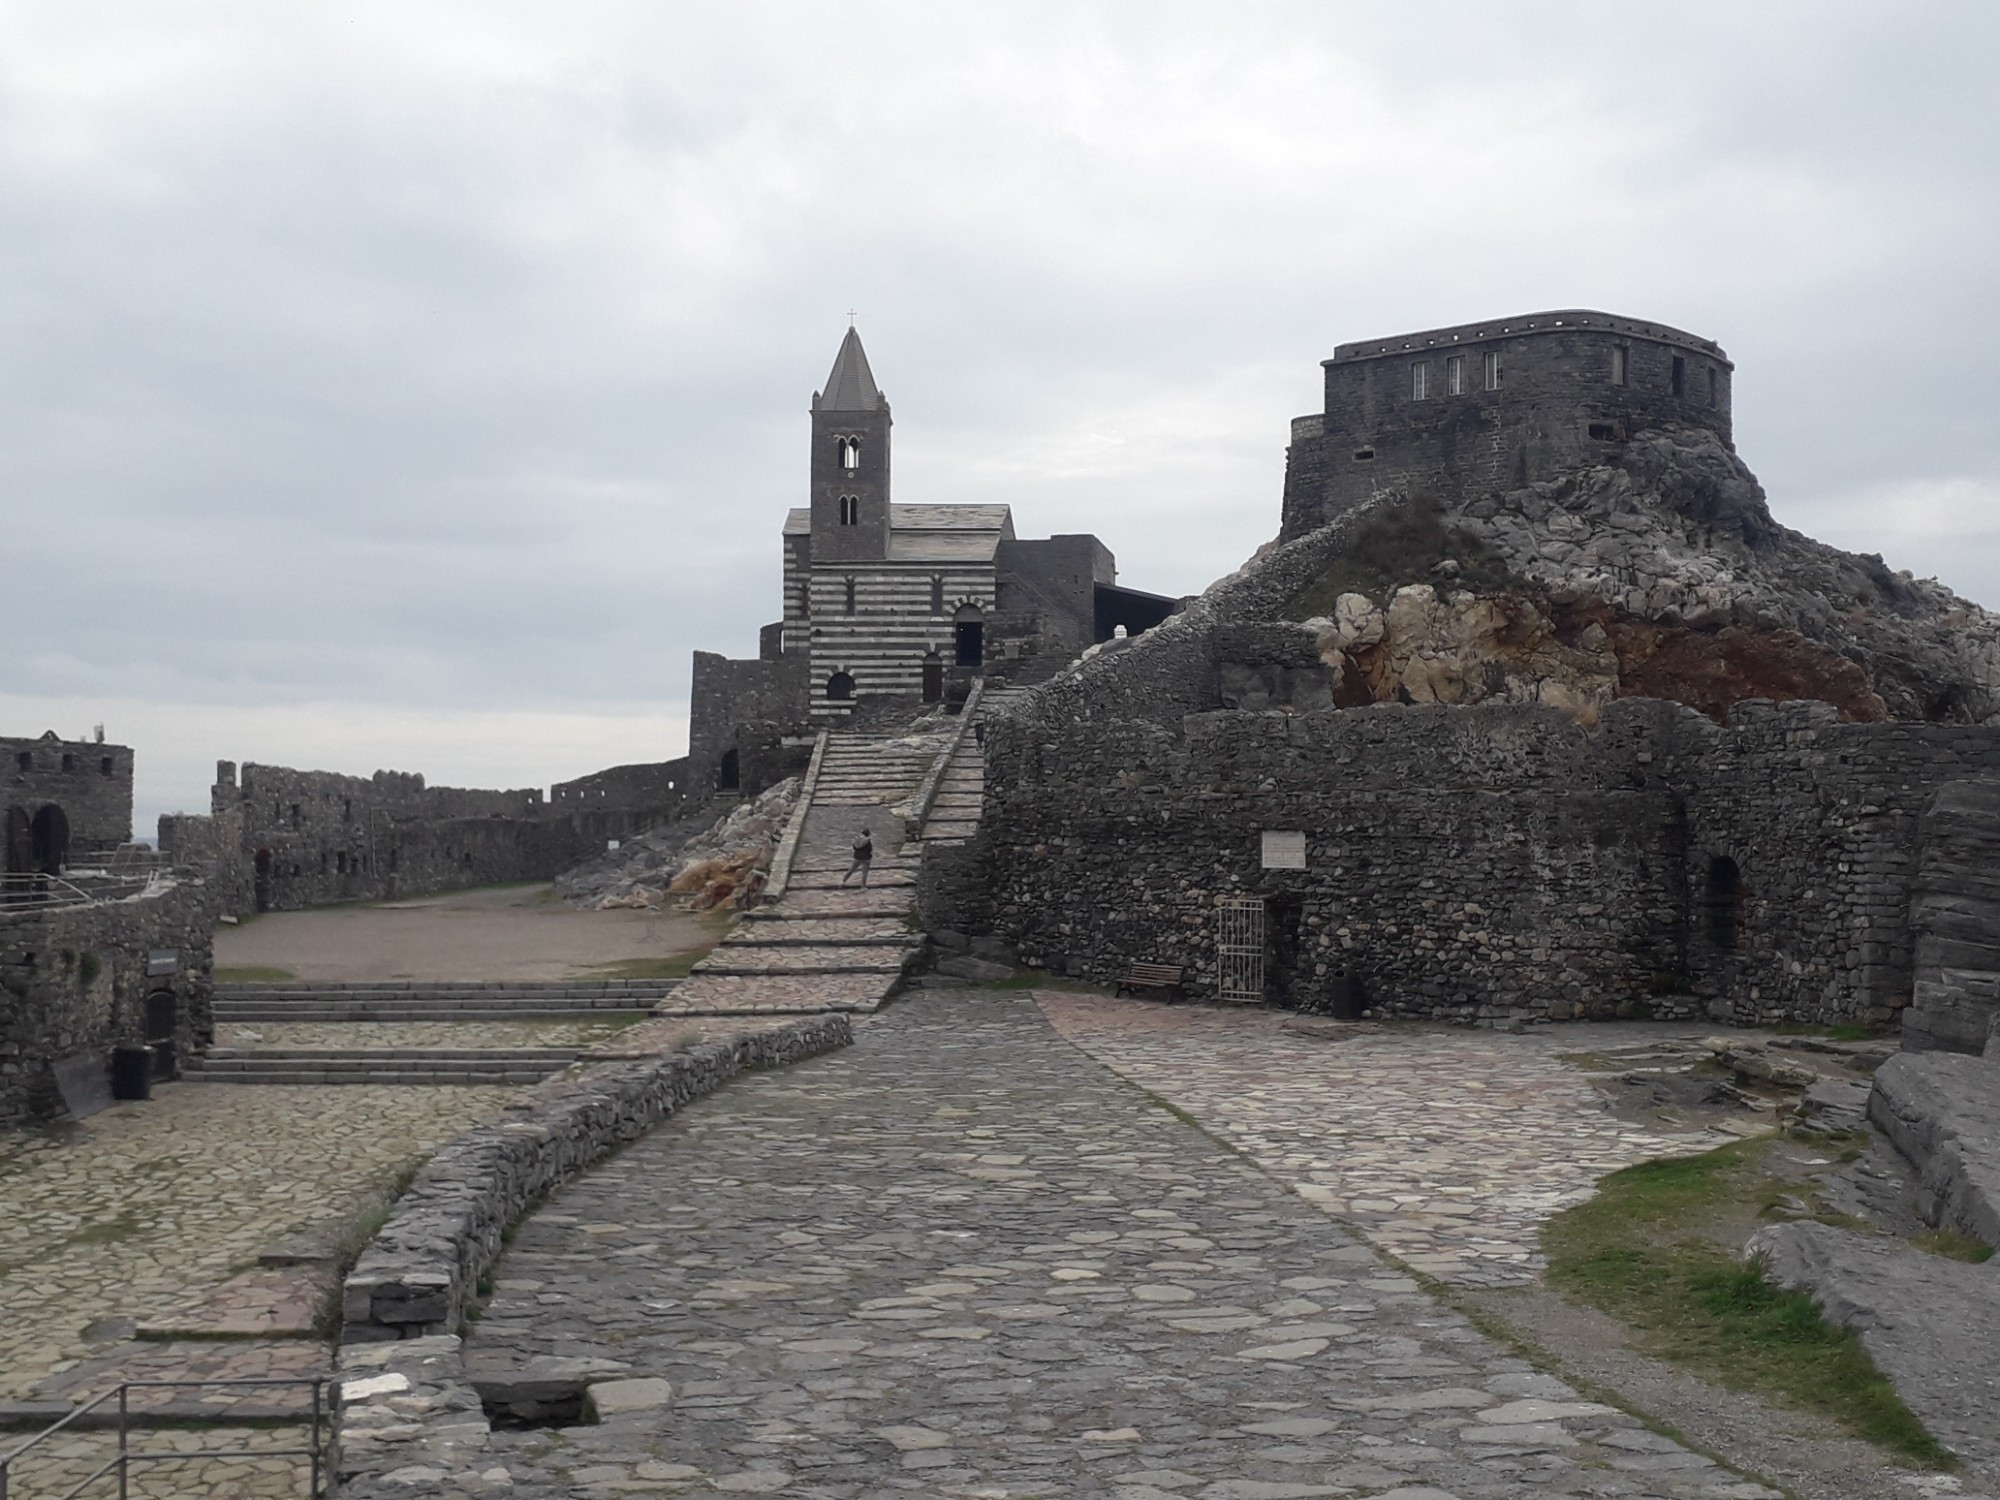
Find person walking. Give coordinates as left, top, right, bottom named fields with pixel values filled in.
left=842, top=827, right=874, bottom=886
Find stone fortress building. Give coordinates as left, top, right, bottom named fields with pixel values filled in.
left=934, top=308, right=2000, bottom=1057
left=685, top=328, right=1178, bottom=794
left=1281, top=309, right=1734, bottom=541
left=4, top=730, right=135, bottom=877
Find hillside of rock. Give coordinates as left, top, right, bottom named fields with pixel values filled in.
left=1283, top=425, right=2000, bottom=724
left=556, top=778, right=800, bottom=911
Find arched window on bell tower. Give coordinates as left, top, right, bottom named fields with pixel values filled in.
left=838, top=437, right=861, bottom=472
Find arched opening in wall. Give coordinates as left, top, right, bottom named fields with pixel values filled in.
left=953, top=605, right=984, bottom=667
left=826, top=671, right=855, bottom=703
left=145, top=988, right=178, bottom=1081
left=718, top=748, right=740, bottom=791
left=839, top=437, right=860, bottom=472
left=4, top=806, right=30, bottom=875
left=29, top=805, right=68, bottom=875
left=1706, top=856, right=1743, bottom=950
left=253, top=848, right=273, bottom=913
left=921, top=652, right=944, bottom=703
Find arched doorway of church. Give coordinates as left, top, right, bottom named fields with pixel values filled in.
left=3, top=806, right=30, bottom=875
left=921, top=652, right=944, bottom=703
left=826, top=671, right=856, bottom=702
left=29, top=804, right=68, bottom=875
left=953, top=606, right=984, bottom=667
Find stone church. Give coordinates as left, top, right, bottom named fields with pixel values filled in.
left=686, top=329, right=1176, bottom=793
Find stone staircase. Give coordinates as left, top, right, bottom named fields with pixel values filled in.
left=656, top=729, right=947, bottom=1016
left=917, top=683, right=1030, bottom=845
left=213, top=980, right=671, bottom=1023
left=181, top=1046, right=579, bottom=1085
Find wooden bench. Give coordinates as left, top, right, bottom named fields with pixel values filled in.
left=1115, top=962, right=1186, bottom=1000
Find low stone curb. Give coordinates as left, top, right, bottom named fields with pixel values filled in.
left=330, top=1015, right=851, bottom=1496
left=340, top=1013, right=852, bottom=1345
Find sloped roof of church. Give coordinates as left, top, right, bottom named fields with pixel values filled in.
left=784, top=503, right=1016, bottom=562
left=817, top=327, right=882, bottom=411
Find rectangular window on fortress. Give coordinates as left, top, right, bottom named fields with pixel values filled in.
left=1445, top=355, right=1465, bottom=395
left=1708, top=367, right=1719, bottom=406
left=1411, top=362, right=1429, bottom=400
left=1671, top=355, right=1687, bottom=397
left=1611, top=346, right=1628, bottom=385
left=1483, top=351, right=1501, bottom=390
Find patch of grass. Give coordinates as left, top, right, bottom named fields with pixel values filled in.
left=584, top=954, right=708, bottom=981
left=1911, top=1229, right=1996, bottom=1264
left=214, top=965, right=298, bottom=983
left=1544, top=1142, right=1955, bottom=1467
left=1555, top=1051, right=1622, bottom=1073
left=65, top=1208, right=143, bottom=1248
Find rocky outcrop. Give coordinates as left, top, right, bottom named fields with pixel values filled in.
left=1285, top=426, right=2000, bottom=725
left=1868, top=1051, right=2000, bottom=1247
left=556, top=778, right=800, bottom=911
left=1750, top=1220, right=2000, bottom=1475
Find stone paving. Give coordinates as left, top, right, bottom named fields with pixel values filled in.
left=468, top=991, right=1774, bottom=1498
left=214, top=1017, right=646, bottom=1050
left=0, top=1080, right=521, bottom=1401
left=1035, top=996, right=1727, bottom=1287
left=0, top=1425, right=310, bottom=1499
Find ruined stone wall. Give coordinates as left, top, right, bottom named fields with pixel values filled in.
left=1282, top=311, right=1734, bottom=540
left=167, top=760, right=580, bottom=915
left=2, top=733, right=135, bottom=867
left=550, top=757, right=692, bottom=844
left=0, top=880, right=215, bottom=1123
left=688, top=651, right=811, bottom=795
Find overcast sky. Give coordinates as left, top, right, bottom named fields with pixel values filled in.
left=4, top=2, right=1998, bottom=837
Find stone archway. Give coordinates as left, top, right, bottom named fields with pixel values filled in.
left=29, top=804, right=68, bottom=875
left=826, top=671, right=856, bottom=702
left=953, top=606, right=984, bottom=668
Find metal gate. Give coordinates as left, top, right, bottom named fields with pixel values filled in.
left=1215, top=897, right=1267, bottom=1004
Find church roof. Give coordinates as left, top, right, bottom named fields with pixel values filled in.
left=784, top=503, right=1016, bottom=563
left=817, top=327, right=882, bottom=411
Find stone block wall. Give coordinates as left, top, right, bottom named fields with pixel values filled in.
left=550, top=757, right=692, bottom=845
left=0, top=879, right=215, bottom=1123
left=688, top=651, right=811, bottom=795
left=3, top=731, right=135, bottom=870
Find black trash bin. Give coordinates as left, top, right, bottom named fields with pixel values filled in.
left=111, top=1045, right=153, bottom=1101
left=1329, top=972, right=1366, bottom=1021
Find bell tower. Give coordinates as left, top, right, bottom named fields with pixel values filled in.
left=810, top=327, right=892, bottom=562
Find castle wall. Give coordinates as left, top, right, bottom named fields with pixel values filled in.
left=688, top=651, right=811, bottom=792
left=973, top=682, right=2000, bottom=1029
left=160, top=760, right=585, bottom=915
left=3, top=733, right=135, bottom=869
left=0, top=879, right=215, bottom=1124
left=550, top=757, right=692, bottom=845
left=1282, top=311, right=1734, bottom=540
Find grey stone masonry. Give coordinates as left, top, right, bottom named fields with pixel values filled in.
left=3, top=729, right=135, bottom=870
left=340, top=1013, right=851, bottom=1344
left=1868, top=1050, right=2000, bottom=1248
left=1905, top=779, right=2000, bottom=1052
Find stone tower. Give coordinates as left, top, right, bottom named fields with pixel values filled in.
left=810, top=327, right=893, bottom=563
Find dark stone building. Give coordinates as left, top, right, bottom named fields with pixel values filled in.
left=687, top=328, right=1176, bottom=793
left=1281, top=310, right=1734, bottom=541
left=3, top=730, right=136, bottom=876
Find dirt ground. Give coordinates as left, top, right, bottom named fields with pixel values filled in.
left=211, top=883, right=722, bottom=981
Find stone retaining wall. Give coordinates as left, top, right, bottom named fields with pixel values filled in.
left=340, top=1014, right=852, bottom=1345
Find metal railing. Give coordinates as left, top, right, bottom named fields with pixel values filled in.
left=0, top=872, right=170, bottom=912
left=0, top=1378, right=329, bottom=1500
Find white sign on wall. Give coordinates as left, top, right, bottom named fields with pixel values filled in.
left=1260, top=830, right=1307, bottom=869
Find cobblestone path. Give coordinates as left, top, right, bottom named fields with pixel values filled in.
left=0, top=1081, right=519, bottom=1399
left=472, top=993, right=1772, bottom=1498
left=1036, top=996, right=1725, bottom=1287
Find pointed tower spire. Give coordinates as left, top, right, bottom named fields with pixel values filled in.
left=818, top=326, right=882, bottom=412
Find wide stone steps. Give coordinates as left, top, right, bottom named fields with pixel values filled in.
left=213, top=980, right=669, bottom=1022
left=693, top=945, right=913, bottom=976
left=183, top=1047, right=577, bottom=1085
left=654, top=972, right=895, bottom=1015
